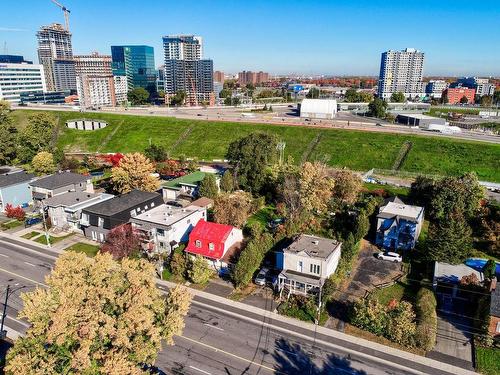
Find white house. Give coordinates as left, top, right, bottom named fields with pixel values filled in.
left=276, top=234, right=342, bottom=296
left=130, top=203, right=207, bottom=254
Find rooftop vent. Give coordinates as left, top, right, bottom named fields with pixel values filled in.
left=312, top=240, right=319, bottom=245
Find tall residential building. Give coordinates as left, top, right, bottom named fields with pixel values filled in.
left=214, top=70, right=225, bottom=83
left=425, top=80, right=448, bottom=99
left=0, top=63, right=46, bottom=103
left=37, top=23, right=76, bottom=92
left=111, top=45, right=156, bottom=93
left=156, top=67, right=165, bottom=92
left=377, top=48, right=425, bottom=99
left=74, top=53, right=117, bottom=108
left=113, top=75, right=128, bottom=105
left=163, top=35, right=202, bottom=60
left=238, top=71, right=269, bottom=86
left=163, top=34, right=214, bottom=106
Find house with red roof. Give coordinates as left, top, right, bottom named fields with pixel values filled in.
left=185, top=219, right=243, bottom=271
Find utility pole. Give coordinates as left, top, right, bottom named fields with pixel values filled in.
left=0, top=285, right=25, bottom=340
left=40, top=200, right=51, bottom=247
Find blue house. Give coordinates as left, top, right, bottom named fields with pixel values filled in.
left=0, top=171, right=36, bottom=211
left=375, top=197, right=424, bottom=251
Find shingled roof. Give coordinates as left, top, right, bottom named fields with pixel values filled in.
left=30, top=171, right=89, bottom=190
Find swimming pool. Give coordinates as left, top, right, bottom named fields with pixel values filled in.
left=465, top=258, right=500, bottom=274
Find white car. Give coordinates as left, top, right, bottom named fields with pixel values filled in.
left=377, top=252, right=402, bottom=263
left=254, top=268, right=269, bottom=286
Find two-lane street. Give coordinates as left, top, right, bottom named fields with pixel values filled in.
left=0, top=237, right=474, bottom=375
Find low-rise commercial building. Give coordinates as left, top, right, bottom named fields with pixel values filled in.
left=0, top=62, right=47, bottom=103
left=20, top=90, right=67, bottom=104
left=443, top=87, right=475, bottom=104
left=396, top=113, right=446, bottom=127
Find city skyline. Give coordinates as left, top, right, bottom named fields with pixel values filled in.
left=1, top=0, right=499, bottom=76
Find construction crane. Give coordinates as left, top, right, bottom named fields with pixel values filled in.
left=50, top=0, right=71, bottom=31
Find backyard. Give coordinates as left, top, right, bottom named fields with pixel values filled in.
left=11, top=109, right=500, bottom=182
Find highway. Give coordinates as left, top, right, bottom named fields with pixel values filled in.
left=0, top=237, right=476, bottom=375
left=13, top=104, right=500, bottom=144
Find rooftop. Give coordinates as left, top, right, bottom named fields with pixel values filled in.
left=44, top=191, right=114, bottom=211
left=284, top=234, right=341, bottom=260
left=0, top=171, right=35, bottom=188
left=191, top=197, right=214, bottom=208
left=162, top=171, right=207, bottom=190
left=378, top=202, right=424, bottom=221
left=83, top=189, right=162, bottom=216
left=491, top=279, right=500, bottom=317
left=29, top=171, right=89, bottom=190
left=131, top=204, right=203, bottom=228
left=434, top=262, right=484, bottom=284
left=397, top=114, right=437, bottom=120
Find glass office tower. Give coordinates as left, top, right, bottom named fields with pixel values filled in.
left=111, top=45, right=156, bottom=93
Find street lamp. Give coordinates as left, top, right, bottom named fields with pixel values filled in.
left=0, top=284, right=26, bottom=339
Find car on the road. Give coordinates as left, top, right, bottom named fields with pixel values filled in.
left=197, top=113, right=203, bottom=116
left=377, top=251, right=402, bottom=262
left=254, top=267, right=269, bottom=286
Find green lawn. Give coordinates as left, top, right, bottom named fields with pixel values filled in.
left=64, top=242, right=100, bottom=257
left=34, top=233, right=74, bottom=245
left=475, top=346, right=500, bottom=375
left=363, top=183, right=410, bottom=198
left=21, top=231, right=40, bottom=239
left=426, top=107, right=480, bottom=117
left=11, top=109, right=500, bottom=182
left=0, top=220, right=23, bottom=230
left=371, top=279, right=417, bottom=305
left=246, top=205, right=277, bottom=229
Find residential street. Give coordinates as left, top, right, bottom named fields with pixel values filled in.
left=0, top=236, right=477, bottom=375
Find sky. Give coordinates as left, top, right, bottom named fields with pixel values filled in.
left=1, top=0, right=499, bottom=76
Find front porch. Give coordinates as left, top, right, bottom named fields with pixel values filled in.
left=278, top=269, right=322, bottom=297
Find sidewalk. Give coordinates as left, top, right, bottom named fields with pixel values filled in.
left=158, top=278, right=477, bottom=375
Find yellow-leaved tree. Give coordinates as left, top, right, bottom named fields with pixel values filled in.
left=111, top=152, right=160, bottom=194
left=5, top=252, right=191, bottom=375
left=299, top=161, right=335, bottom=214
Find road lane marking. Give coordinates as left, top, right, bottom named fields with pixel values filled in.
left=180, top=335, right=276, bottom=373
left=203, top=323, right=224, bottom=331
left=0, top=253, right=8, bottom=258
left=0, top=267, right=47, bottom=287
left=24, top=262, right=36, bottom=267
left=189, top=366, right=212, bottom=375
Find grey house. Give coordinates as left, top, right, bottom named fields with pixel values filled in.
left=276, top=234, right=342, bottom=297
left=29, top=171, right=93, bottom=201
left=44, top=191, right=114, bottom=232
left=0, top=171, right=35, bottom=211
left=80, top=189, right=163, bottom=242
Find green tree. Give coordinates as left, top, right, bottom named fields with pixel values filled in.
left=170, top=90, right=186, bottom=106
left=368, top=98, right=387, bottom=118
left=482, top=259, right=497, bottom=280
left=170, top=252, right=187, bottom=278
left=480, top=95, right=493, bottom=107
left=494, top=90, right=500, bottom=105
left=187, top=255, right=214, bottom=284
left=441, top=92, right=449, bottom=104
left=0, top=100, right=17, bottom=164
left=344, top=88, right=359, bottom=102
left=198, top=173, right=218, bottom=199
left=226, top=132, right=278, bottom=193
left=18, top=113, right=56, bottom=163
left=358, top=91, right=374, bottom=102
left=127, top=87, right=150, bottom=105
left=219, top=88, right=231, bottom=98
left=459, top=95, right=469, bottom=104
left=390, top=92, right=406, bottom=103
left=31, top=151, right=56, bottom=175
left=426, top=213, right=472, bottom=264
left=245, top=83, right=255, bottom=91
left=144, top=143, right=167, bottom=162
left=306, top=88, right=320, bottom=99
left=5, top=252, right=192, bottom=374
left=220, top=170, right=234, bottom=192
left=111, top=152, right=160, bottom=193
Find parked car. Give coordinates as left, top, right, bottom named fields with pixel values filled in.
left=377, top=251, right=402, bottom=262
left=254, top=267, right=269, bottom=286
left=166, top=200, right=183, bottom=208
left=267, top=218, right=285, bottom=230
left=25, top=217, right=42, bottom=227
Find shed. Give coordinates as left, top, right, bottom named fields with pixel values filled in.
left=299, top=99, right=337, bottom=119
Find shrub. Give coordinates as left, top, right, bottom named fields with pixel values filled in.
left=187, top=255, right=214, bottom=284
left=170, top=252, right=187, bottom=278
left=5, top=204, right=25, bottom=221
left=415, top=287, right=437, bottom=351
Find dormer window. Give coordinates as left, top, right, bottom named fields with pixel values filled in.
left=208, top=243, right=214, bottom=251
left=195, top=240, right=201, bottom=248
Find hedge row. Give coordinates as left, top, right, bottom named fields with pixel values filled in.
left=415, top=287, right=438, bottom=351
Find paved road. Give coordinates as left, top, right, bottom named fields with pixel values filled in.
left=0, top=237, right=474, bottom=375
left=14, top=104, right=500, bottom=144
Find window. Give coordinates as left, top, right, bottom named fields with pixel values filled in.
left=297, top=261, right=303, bottom=272
left=309, top=264, right=320, bottom=275
left=151, top=202, right=155, bottom=207
left=130, top=209, right=136, bottom=217
left=195, top=240, right=201, bottom=248
left=497, top=322, right=500, bottom=333
left=157, top=228, right=164, bottom=236
left=98, top=217, right=104, bottom=227
left=209, top=243, right=214, bottom=251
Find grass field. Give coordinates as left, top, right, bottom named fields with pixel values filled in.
left=21, top=231, right=40, bottom=239
left=34, top=233, right=74, bottom=245
left=0, top=220, right=23, bottom=230
left=64, top=242, right=100, bottom=257
left=11, top=109, right=500, bottom=182
left=475, top=346, right=500, bottom=375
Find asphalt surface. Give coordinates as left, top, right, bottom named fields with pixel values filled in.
left=0, top=237, right=472, bottom=375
